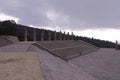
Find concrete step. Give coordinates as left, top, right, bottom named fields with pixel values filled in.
left=35, top=40, right=99, bottom=61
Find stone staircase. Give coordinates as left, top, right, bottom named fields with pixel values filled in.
left=34, top=40, right=99, bottom=61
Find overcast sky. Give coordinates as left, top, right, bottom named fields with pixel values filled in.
left=0, top=0, right=120, bottom=42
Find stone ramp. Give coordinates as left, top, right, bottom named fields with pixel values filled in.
left=70, top=48, right=120, bottom=80
left=0, top=52, right=44, bottom=80
left=0, top=36, right=19, bottom=47
left=0, top=43, right=98, bottom=80
left=36, top=40, right=99, bottom=60
left=0, top=36, right=19, bottom=43
left=0, top=36, right=13, bottom=47
left=1, top=41, right=119, bottom=80
left=32, top=45, right=98, bottom=80
left=0, top=43, right=32, bottom=52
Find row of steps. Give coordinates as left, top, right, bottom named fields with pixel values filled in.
left=0, top=36, right=99, bottom=61
left=35, top=40, right=99, bottom=61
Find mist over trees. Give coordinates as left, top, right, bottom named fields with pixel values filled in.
left=0, top=20, right=117, bottom=48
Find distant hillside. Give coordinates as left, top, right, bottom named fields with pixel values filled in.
left=0, top=20, right=117, bottom=48
left=74, top=36, right=115, bottom=48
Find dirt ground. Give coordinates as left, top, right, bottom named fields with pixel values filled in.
left=0, top=52, right=44, bottom=80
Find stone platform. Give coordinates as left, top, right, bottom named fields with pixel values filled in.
left=0, top=42, right=98, bottom=80
left=70, top=48, right=120, bottom=80
left=0, top=41, right=120, bottom=80
left=36, top=40, right=99, bottom=60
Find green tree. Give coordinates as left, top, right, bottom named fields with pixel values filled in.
left=0, top=20, right=17, bottom=36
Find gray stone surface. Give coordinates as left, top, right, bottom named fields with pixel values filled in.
left=0, top=42, right=98, bottom=80
left=0, top=36, right=19, bottom=47
left=37, top=40, right=99, bottom=60
left=6, top=36, right=19, bottom=43
left=70, top=48, right=120, bottom=80
left=0, top=36, right=19, bottom=43
left=33, top=45, right=98, bottom=80
left=0, top=43, right=31, bottom=52
left=0, top=36, right=13, bottom=47
left=1, top=41, right=119, bottom=80
left=0, top=52, right=44, bottom=80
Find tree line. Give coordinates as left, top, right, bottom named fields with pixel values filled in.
left=0, top=20, right=118, bottom=48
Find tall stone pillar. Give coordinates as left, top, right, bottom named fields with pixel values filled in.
left=48, top=30, right=51, bottom=41
left=59, top=31, right=62, bottom=40
left=24, top=28, right=27, bottom=41
left=54, top=30, right=56, bottom=41
left=41, top=30, right=44, bottom=41
left=67, top=32, right=70, bottom=40
left=116, top=40, right=118, bottom=49
left=33, top=28, right=36, bottom=41
left=71, top=32, right=74, bottom=40
left=63, top=31, right=66, bottom=40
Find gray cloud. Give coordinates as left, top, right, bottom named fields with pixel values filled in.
left=49, top=0, right=120, bottom=29
left=0, top=0, right=50, bottom=25
left=0, top=0, right=120, bottom=30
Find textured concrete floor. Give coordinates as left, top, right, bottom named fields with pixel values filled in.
left=0, top=43, right=31, bottom=52
left=33, top=45, right=98, bottom=80
left=0, top=42, right=119, bottom=80
left=0, top=52, right=44, bottom=80
left=0, top=42, right=98, bottom=80
left=70, top=48, right=120, bottom=80
left=37, top=40, right=98, bottom=60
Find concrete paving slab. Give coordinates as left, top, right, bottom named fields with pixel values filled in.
left=0, top=37, right=13, bottom=47
left=1, top=36, right=19, bottom=43
left=70, top=48, right=120, bottom=80
left=32, top=45, right=98, bottom=80
left=0, top=43, right=31, bottom=52
left=0, top=52, right=44, bottom=80
left=36, top=40, right=99, bottom=60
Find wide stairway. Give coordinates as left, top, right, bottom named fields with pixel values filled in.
left=34, top=40, right=99, bottom=61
